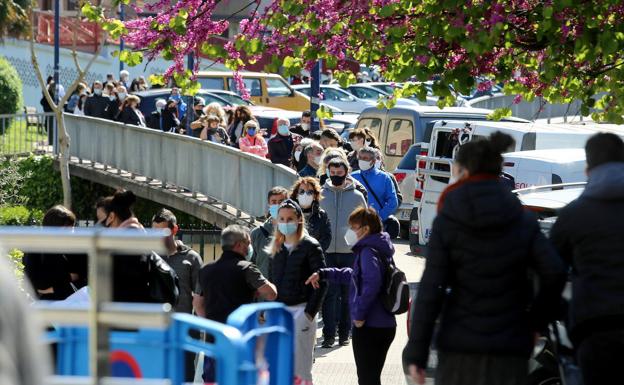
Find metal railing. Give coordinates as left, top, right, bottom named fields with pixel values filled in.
left=63, top=114, right=298, bottom=218
left=0, top=112, right=56, bottom=156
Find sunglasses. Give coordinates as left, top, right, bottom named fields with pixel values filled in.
left=297, top=189, right=314, bottom=196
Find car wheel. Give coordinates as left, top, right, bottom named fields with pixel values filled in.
left=400, top=223, right=409, bottom=240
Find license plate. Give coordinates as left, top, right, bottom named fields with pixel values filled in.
left=398, top=209, right=411, bottom=221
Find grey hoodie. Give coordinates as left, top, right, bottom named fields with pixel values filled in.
left=250, top=219, right=274, bottom=277
left=320, top=176, right=367, bottom=254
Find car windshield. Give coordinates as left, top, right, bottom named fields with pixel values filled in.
left=212, top=92, right=252, bottom=105
left=397, top=145, right=420, bottom=170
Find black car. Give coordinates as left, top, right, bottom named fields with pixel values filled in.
left=133, top=88, right=232, bottom=117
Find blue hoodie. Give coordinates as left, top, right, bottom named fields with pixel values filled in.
left=321, top=232, right=397, bottom=328
left=351, top=167, right=398, bottom=221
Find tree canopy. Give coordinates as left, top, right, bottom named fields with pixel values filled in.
left=84, top=0, right=624, bottom=122
left=0, top=0, right=30, bottom=38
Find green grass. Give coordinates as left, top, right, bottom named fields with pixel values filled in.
left=0, top=118, right=50, bottom=156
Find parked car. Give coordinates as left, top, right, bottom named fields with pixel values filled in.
left=195, top=71, right=310, bottom=111
left=392, top=144, right=423, bottom=240
left=292, top=84, right=376, bottom=113
left=133, top=88, right=232, bottom=118
left=323, top=114, right=360, bottom=138
left=344, top=83, right=423, bottom=107
left=248, top=107, right=303, bottom=136
left=354, top=105, right=528, bottom=171
left=503, top=148, right=587, bottom=190
left=207, top=90, right=253, bottom=106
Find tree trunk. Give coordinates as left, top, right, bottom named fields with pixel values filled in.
left=56, top=111, right=72, bottom=209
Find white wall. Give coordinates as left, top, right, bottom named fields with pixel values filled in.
left=1, top=38, right=226, bottom=111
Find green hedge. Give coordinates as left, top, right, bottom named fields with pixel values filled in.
left=1, top=156, right=206, bottom=226
left=0, top=57, right=23, bottom=115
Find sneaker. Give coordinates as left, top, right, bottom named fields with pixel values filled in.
left=339, top=338, right=350, bottom=346
left=321, top=336, right=335, bottom=348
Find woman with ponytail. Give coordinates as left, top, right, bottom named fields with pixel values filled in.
left=268, top=199, right=327, bottom=385
left=403, top=132, right=566, bottom=385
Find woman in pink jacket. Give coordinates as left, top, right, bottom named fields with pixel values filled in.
left=239, top=120, right=268, bottom=158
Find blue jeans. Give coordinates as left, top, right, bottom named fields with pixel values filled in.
left=322, top=252, right=355, bottom=340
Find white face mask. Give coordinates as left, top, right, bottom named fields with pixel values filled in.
left=375, top=160, right=382, bottom=169
left=358, top=159, right=373, bottom=171
left=118, top=93, right=127, bottom=101
left=297, top=194, right=314, bottom=209
left=294, top=150, right=302, bottom=162
left=301, top=122, right=310, bottom=131
left=94, top=89, right=102, bottom=96
left=314, top=156, right=322, bottom=166
left=344, top=228, right=359, bottom=246
left=351, top=141, right=363, bottom=151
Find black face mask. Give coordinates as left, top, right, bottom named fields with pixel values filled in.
left=330, top=174, right=347, bottom=186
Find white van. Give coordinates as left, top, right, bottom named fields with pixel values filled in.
left=416, top=120, right=593, bottom=245
left=503, top=148, right=586, bottom=190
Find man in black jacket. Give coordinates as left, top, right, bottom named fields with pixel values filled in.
left=268, top=118, right=302, bottom=166
left=84, top=81, right=110, bottom=119
left=550, top=133, right=624, bottom=385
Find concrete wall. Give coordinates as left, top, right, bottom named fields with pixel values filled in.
left=1, top=38, right=227, bottom=110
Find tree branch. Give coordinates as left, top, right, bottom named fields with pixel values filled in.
left=71, top=18, right=84, bottom=74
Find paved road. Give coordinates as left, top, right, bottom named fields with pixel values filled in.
left=312, top=240, right=434, bottom=385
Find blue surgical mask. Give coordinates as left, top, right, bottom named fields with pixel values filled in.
left=171, top=94, right=181, bottom=101
left=269, top=204, right=279, bottom=218
left=278, top=222, right=298, bottom=235
left=248, top=129, right=256, bottom=136
left=278, top=125, right=290, bottom=136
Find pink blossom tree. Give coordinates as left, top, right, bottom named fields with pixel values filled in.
left=84, top=0, right=624, bottom=122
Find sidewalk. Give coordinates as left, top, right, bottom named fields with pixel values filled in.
left=312, top=240, right=434, bottom=385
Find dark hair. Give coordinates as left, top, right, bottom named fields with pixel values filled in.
left=348, top=207, right=382, bottom=234
left=302, top=110, right=311, bottom=118
left=585, top=133, right=624, bottom=170
left=320, top=128, right=341, bottom=143
left=106, top=189, right=137, bottom=221
left=327, top=158, right=349, bottom=173
left=290, top=177, right=322, bottom=202
left=267, top=186, right=289, bottom=203
left=152, top=208, right=177, bottom=229
left=349, top=128, right=367, bottom=141
left=42, top=205, right=76, bottom=227
left=454, top=131, right=515, bottom=176
left=310, top=132, right=322, bottom=141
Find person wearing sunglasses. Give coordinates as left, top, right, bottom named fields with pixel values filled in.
left=290, top=177, right=331, bottom=252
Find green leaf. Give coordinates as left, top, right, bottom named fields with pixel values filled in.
left=487, top=107, right=512, bottom=121
left=149, top=74, right=166, bottom=86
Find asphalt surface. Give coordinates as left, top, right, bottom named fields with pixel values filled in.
left=311, top=240, right=435, bottom=385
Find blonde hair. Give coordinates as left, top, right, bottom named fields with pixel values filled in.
left=243, top=120, right=259, bottom=136
left=203, top=102, right=226, bottom=125
left=317, top=147, right=348, bottom=177
left=267, top=205, right=306, bottom=256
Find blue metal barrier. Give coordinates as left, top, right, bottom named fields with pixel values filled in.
left=45, top=303, right=294, bottom=385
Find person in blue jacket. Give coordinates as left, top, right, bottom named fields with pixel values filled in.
left=306, top=206, right=396, bottom=385
left=351, top=146, right=398, bottom=222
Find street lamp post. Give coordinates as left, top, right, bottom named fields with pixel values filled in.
left=53, top=0, right=60, bottom=154
left=186, top=52, right=194, bottom=136
left=310, top=60, right=322, bottom=132
left=119, top=4, right=125, bottom=73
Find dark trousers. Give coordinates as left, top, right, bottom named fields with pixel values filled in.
left=352, top=326, right=396, bottom=385
left=577, top=330, right=624, bottom=385
left=45, top=116, right=54, bottom=145
left=322, top=252, right=355, bottom=340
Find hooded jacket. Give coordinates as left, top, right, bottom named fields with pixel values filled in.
left=351, top=167, right=398, bottom=221
left=551, top=162, right=624, bottom=344
left=321, top=232, right=397, bottom=328
left=403, top=176, right=566, bottom=369
left=250, top=219, right=274, bottom=277
left=320, top=177, right=368, bottom=254
left=240, top=134, right=269, bottom=158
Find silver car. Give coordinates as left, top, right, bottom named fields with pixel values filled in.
left=292, top=84, right=376, bottom=113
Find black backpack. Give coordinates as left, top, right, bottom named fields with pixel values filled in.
left=359, top=249, right=410, bottom=315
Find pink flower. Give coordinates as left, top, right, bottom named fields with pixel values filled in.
left=512, top=94, right=522, bottom=104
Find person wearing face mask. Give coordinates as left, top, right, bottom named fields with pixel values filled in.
left=119, top=69, right=130, bottom=89
left=268, top=199, right=327, bottom=385
left=290, top=177, right=331, bottom=252
left=199, top=114, right=230, bottom=145
left=268, top=118, right=302, bottom=166
left=169, top=87, right=188, bottom=121
left=250, top=186, right=289, bottom=277
left=291, top=110, right=312, bottom=137
left=84, top=81, right=110, bottom=119
left=161, top=98, right=181, bottom=133
left=306, top=207, right=397, bottom=385
left=23, top=205, right=88, bottom=300
left=320, top=158, right=367, bottom=348
left=194, top=225, right=277, bottom=383
left=347, top=129, right=369, bottom=170
left=117, top=95, right=146, bottom=127
left=292, top=138, right=314, bottom=172
left=403, top=132, right=565, bottom=385
left=298, top=141, right=324, bottom=177
left=148, top=98, right=167, bottom=131
left=351, top=147, right=399, bottom=237
left=318, top=148, right=370, bottom=202
left=239, top=120, right=268, bottom=158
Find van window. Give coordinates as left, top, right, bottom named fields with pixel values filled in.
left=266, top=78, right=292, bottom=97
left=356, top=118, right=382, bottom=139
left=198, top=78, right=225, bottom=90
left=385, top=119, right=413, bottom=157
left=431, top=131, right=485, bottom=183
left=228, top=78, right=262, bottom=97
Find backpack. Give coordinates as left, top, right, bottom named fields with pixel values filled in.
left=359, top=248, right=410, bottom=315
